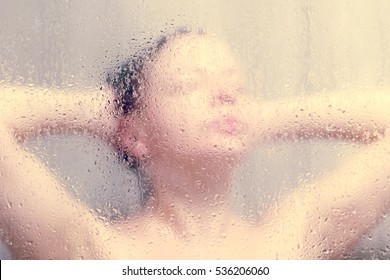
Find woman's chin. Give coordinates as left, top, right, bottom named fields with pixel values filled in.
left=210, top=135, right=251, bottom=153
left=196, top=140, right=250, bottom=165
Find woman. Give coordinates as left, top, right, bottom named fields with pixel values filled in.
left=1, top=29, right=390, bottom=259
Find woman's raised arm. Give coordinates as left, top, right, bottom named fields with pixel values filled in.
left=260, top=88, right=390, bottom=143
left=257, top=134, right=390, bottom=259
left=253, top=88, right=390, bottom=259
left=0, top=85, right=123, bottom=259
left=0, top=84, right=118, bottom=143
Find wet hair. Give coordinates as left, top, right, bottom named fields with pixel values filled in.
left=105, top=27, right=205, bottom=212
left=106, top=27, right=204, bottom=115
left=106, top=27, right=206, bottom=205
left=106, top=27, right=204, bottom=166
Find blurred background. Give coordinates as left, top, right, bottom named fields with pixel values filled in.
left=1, top=0, right=390, bottom=259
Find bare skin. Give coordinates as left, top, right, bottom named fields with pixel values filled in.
left=1, top=34, right=390, bottom=259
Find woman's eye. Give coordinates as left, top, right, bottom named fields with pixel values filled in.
left=185, top=81, right=201, bottom=90
left=178, top=80, right=201, bottom=93
left=236, top=87, right=244, bottom=93
left=233, top=86, right=245, bottom=95
left=170, top=82, right=199, bottom=95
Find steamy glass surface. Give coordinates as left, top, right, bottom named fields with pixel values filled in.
left=1, top=0, right=390, bottom=259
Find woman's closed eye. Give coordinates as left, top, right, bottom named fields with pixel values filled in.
left=171, top=80, right=202, bottom=94
left=233, top=86, right=245, bottom=95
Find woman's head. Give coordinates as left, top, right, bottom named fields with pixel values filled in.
left=108, top=28, right=259, bottom=171
left=107, top=27, right=200, bottom=116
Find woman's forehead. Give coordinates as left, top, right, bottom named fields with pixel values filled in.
left=151, top=35, right=241, bottom=76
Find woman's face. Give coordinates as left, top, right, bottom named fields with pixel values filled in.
left=135, top=34, right=259, bottom=165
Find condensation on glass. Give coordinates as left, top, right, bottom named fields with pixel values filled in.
left=1, top=0, right=390, bottom=259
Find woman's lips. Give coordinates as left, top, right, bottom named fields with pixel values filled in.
left=209, top=115, right=245, bottom=135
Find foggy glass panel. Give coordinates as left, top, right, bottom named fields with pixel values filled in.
left=1, top=0, right=390, bottom=259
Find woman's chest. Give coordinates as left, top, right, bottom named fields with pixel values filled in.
left=109, top=220, right=262, bottom=259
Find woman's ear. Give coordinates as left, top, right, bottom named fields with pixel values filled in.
left=118, top=115, right=150, bottom=159
left=131, top=141, right=149, bottom=160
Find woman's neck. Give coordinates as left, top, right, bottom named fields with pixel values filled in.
left=143, top=156, right=235, bottom=237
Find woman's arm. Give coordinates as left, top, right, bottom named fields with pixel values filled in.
left=254, top=88, right=390, bottom=259
left=0, top=85, right=121, bottom=259
left=0, top=84, right=118, bottom=143
left=0, top=125, right=122, bottom=259
left=260, top=88, right=390, bottom=143
left=258, top=135, right=390, bottom=259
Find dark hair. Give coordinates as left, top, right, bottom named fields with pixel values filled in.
left=106, top=27, right=206, bottom=166
left=106, top=27, right=201, bottom=116
left=105, top=27, right=205, bottom=212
